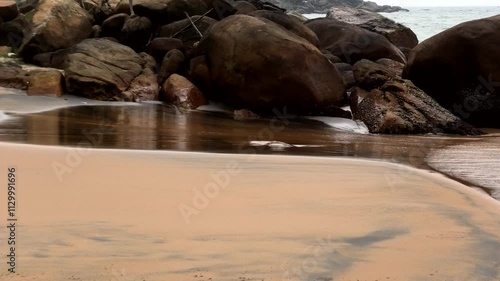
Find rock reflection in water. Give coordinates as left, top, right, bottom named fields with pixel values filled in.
left=0, top=103, right=483, bottom=164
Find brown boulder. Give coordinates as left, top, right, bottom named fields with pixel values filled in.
left=305, top=18, right=406, bottom=64
left=161, top=74, right=207, bottom=109
left=351, top=60, right=482, bottom=135
left=403, top=15, right=500, bottom=128
left=27, top=70, right=64, bottom=97
left=19, top=0, right=93, bottom=62
left=327, top=7, right=418, bottom=49
left=120, top=15, right=153, bottom=51
left=60, top=38, right=159, bottom=101
left=148, top=37, right=184, bottom=62
left=198, top=15, right=346, bottom=115
left=188, top=55, right=211, bottom=93
left=101, top=13, right=129, bottom=39
left=158, top=49, right=185, bottom=85
left=248, top=10, right=320, bottom=47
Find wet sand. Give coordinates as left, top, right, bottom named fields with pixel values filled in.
left=1, top=94, right=500, bottom=199
left=0, top=142, right=499, bottom=281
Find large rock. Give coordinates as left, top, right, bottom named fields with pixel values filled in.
left=248, top=10, right=320, bottom=47
left=351, top=60, right=482, bottom=135
left=58, top=38, right=158, bottom=101
left=19, top=0, right=93, bottom=62
left=120, top=16, right=153, bottom=51
left=158, top=49, right=185, bottom=84
left=101, top=13, right=129, bottom=39
left=305, top=18, right=406, bottom=64
left=198, top=15, right=346, bottom=115
left=132, top=0, right=208, bottom=25
left=327, top=7, right=418, bottom=49
left=161, top=73, right=207, bottom=109
left=27, top=70, right=64, bottom=97
left=403, top=15, right=500, bottom=128
left=148, top=37, right=184, bottom=62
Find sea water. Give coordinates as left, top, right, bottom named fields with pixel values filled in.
left=305, top=6, right=500, bottom=42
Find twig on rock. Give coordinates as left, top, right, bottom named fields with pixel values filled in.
left=129, top=0, right=135, bottom=16
left=184, top=11, right=203, bottom=38
left=171, top=9, right=213, bottom=38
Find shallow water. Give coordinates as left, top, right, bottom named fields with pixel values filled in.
left=1, top=92, right=500, bottom=280
left=1, top=93, right=500, bottom=199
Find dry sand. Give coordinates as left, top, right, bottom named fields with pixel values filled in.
left=0, top=142, right=498, bottom=281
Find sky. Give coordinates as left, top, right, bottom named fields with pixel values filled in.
left=372, top=0, right=500, bottom=6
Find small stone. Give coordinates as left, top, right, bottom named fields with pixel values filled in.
left=27, top=70, right=64, bottom=97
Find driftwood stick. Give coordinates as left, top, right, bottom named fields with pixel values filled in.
left=184, top=11, right=203, bottom=38
left=171, top=9, right=213, bottom=38
left=129, top=0, right=135, bottom=16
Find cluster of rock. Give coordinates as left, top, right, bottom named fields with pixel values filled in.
left=267, top=0, right=408, bottom=14
left=0, top=0, right=498, bottom=134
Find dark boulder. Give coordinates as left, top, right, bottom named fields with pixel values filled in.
left=351, top=59, right=482, bottom=135
left=120, top=15, right=153, bottom=51
left=197, top=15, right=346, bottom=115
left=18, top=0, right=93, bottom=62
left=101, top=13, right=129, bottom=39
left=47, top=38, right=159, bottom=101
left=0, top=15, right=27, bottom=51
left=158, top=48, right=185, bottom=85
left=305, top=18, right=406, bottom=64
left=403, top=15, right=500, bottom=128
left=148, top=37, right=184, bottom=62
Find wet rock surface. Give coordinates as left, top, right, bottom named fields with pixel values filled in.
left=403, top=15, right=500, bottom=128
left=18, top=0, right=93, bottom=62
left=198, top=15, right=346, bottom=115
left=351, top=60, right=482, bottom=135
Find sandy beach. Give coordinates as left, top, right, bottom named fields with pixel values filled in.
left=0, top=142, right=499, bottom=281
